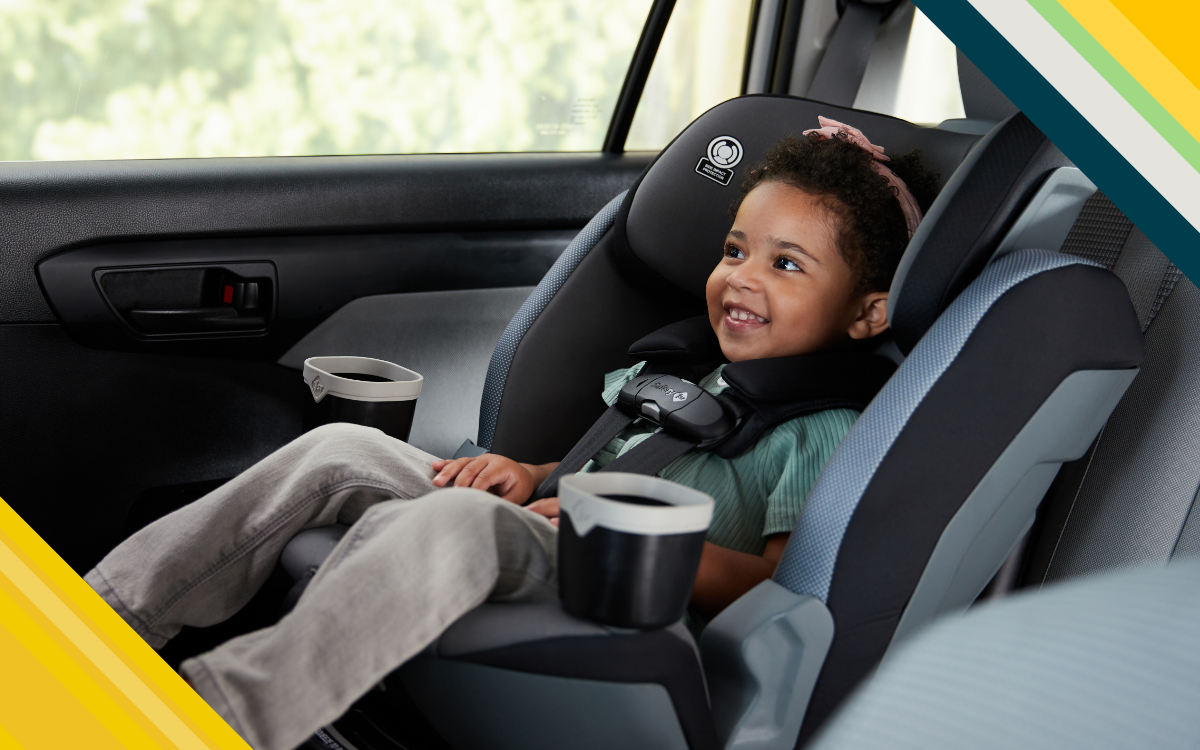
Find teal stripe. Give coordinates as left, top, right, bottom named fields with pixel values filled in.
left=912, top=0, right=1200, bottom=284
left=1025, top=0, right=1200, bottom=176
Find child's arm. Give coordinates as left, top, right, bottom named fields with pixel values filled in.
left=689, top=535, right=790, bottom=617
left=431, top=454, right=558, bottom=505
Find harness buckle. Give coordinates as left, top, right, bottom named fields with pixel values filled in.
left=617, top=374, right=736, bottom=446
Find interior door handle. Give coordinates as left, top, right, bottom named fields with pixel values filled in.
left=95, top=262, right=275, bottom=338
left=126, top=307, right=267, bottom=334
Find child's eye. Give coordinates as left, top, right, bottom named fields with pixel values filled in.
left=774, top=256, right=803, bottom=272
left=724, top=244, right=745, bottom=259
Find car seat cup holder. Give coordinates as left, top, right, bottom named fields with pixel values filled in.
left=557, top=473, right=713, bottom=630
left=301, top=356, right=423, bottom=442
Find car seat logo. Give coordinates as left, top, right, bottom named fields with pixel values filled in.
left=708, top=136, right=743, bottom=168
left=696, top=135, right=743, bottom=186
left=673, top=392, right=689, bottom=402
left=311, top=376, right=323, bottom=395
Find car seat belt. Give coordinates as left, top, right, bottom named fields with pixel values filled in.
left=530, top=317, right=896, bottom=500
left=806, top=0, right=891, bottom=107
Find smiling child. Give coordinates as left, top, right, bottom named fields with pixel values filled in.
left=85, top=118, right=938, bottom=750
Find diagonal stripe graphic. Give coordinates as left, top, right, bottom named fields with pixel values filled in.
left=0, top=500, right=250, bottom=750
left=0, top=536, right=204, bottom=750
left=971, top=0, right=1200, bottom=231
left=1025, top=0, right=1200, bottom=177
left=916, top=0, right=1200, bottom=281
left=1056, top=0, right=1200, bottom=143
left=0, top=581, right=152, bottom=749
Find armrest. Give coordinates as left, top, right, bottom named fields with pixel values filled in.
left=700, top=580, right=834, bottom=750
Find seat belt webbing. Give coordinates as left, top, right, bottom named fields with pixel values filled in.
left=806, top=2, right=886, bottom=108
left=531, top=406, right=635, bottom=502
left=598, top=431, right=697, bottom=478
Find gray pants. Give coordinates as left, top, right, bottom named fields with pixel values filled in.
left=85, top=423, right=559, bottom=750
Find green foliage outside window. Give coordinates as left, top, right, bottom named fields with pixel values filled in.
left=0, top=0, right=654, bottom=160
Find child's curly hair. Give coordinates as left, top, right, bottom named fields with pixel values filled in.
left=731, top=133, right=940, bottom=294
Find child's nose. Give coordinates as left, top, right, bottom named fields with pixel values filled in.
left=727, top=264, right=763, bottom=291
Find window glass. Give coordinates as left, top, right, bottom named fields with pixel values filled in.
left=624, top=0, right=754, bottom=152
left=890, top=8, right=965, bottom=124
left=0, top=0, right=653, bottom=160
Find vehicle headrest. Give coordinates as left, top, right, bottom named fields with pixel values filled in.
left=888, top=113, right=1072, bottom=353
left=612, top=95, right=980, bottom=302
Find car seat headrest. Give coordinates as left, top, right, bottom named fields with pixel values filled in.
left=888, top=113, right=1072, bottom=353
left=612, top=95, right=980, bottom=301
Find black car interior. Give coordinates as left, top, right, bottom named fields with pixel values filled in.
left=2, top=2, right=1196, bottom=749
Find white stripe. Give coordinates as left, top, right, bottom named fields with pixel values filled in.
left=969, top=0, right=1200, bottom=234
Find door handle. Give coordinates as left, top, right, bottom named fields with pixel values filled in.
left=96, top=263, right=275, bottom=337
left=126, top=307, right=267, bottom=334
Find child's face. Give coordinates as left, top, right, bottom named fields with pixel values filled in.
left=705, top=181, right=887, bottom=362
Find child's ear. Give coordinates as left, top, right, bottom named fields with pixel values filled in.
left=847, top=292, right=889, bottom=340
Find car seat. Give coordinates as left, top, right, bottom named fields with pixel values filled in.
left=286, top=95, right=1144, bottom=750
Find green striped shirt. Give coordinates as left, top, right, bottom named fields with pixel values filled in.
left=582, top=362, right=858, bottom=555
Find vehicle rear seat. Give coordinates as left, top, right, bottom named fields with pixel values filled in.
left=944, top=49, right=1200, bottom=594
left=1017, top=194, right=1200, bottom=587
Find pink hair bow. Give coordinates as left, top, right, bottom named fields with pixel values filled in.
left=802, top=116, right=924, bottom=239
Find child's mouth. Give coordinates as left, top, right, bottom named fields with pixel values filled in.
left=724, top=305, right=769, bottom=331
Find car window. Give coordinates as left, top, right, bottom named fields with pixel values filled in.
left=1, top=0, right=654, bottom=160
left=624, top=0, right=755, bottom=152
left=867, top=7, right=965, bottom=125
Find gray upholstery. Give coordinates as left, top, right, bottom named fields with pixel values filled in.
left=478, top=194, right=625, bottom=451
left=774, top=250, right=1106, bottom=600
left=1022, top=201, right=1197, bottom=585
left=809, top=559, right=1200, bottom=750
left=699, top=580, right=834, bottom=750
left=1027, top=278, right=1200, bottom=582
left=279, top=286, right=533, bottom=458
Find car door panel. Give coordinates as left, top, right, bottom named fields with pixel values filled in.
left=1, top=152, right=652, bottom=572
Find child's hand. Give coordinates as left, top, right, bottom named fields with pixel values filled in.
left=431, top=454, right=548, bottom=504
left=525, top=497, right=560, bottom=527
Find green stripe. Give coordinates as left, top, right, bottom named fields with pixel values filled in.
left=1025, top=0, right=1200, bottom=175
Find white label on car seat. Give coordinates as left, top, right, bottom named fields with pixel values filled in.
left=708, top=136, right=743, bottom=168
left=696, top=135, right=743, bottom=186
left=673, top=392, right=688, bottom=402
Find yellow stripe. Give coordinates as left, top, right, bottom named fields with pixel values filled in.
left=0, top=721, right=28, bottom=750
left=1106, top=0, right=1200, bottom=86
left=0, top=560, right=183, bottom=750
left=0, top=581, right=154, bottom=749
left=1056, top=0, right=1200, bottom=144
left=0, top=501, right=247, bottom=750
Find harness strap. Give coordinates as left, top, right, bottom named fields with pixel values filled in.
left=530, top=405, right=635, bottom=501
left=599, top=431, right=697, bottom=478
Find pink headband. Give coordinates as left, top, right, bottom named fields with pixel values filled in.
left=801, top=116, right=924, bottom=239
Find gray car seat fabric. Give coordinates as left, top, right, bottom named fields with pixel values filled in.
left=477, top=195, right=625, bottom=451
left=279, top=286, right=534, bottom=458
left=808, top=559, right=1200, bottom=750
left=1017, top=193, right=1198, bottom=586
left=774, top=249, right=1141, bottom=744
